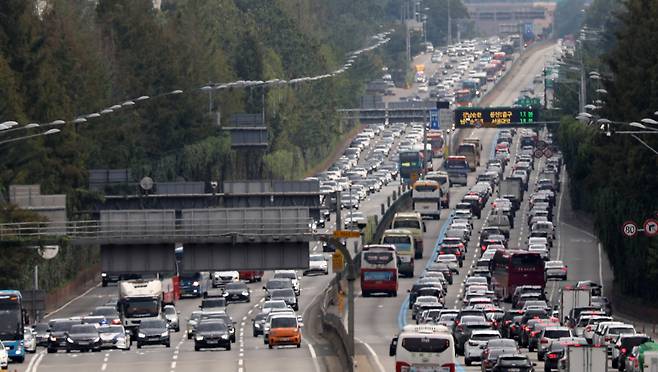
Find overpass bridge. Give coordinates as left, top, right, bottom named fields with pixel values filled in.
left=338, top=100, right=437, bottom=124
left=0, top=207, right=317, bottom=273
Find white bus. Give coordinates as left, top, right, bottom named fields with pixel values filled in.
left=389, top=324, right=456, bottom=372
left=412, top=180, right=442, bottom=220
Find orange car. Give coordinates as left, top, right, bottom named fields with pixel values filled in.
left=268, top=315, right=302, bottom=349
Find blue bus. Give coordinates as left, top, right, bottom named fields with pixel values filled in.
left=0, top=290, right=25, bottom=363
left=399, top=149, right=423, bottom=185
left=444, top=156, right=469, bottom=186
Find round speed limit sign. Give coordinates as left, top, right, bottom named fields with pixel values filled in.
left=622, top=221, right=638, bottom=238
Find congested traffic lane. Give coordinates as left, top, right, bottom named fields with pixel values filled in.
left=17, top=108, right=409, bottom=372
left=352, top=42, right=559, bottom=372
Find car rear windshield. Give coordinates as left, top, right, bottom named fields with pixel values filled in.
left=609, top=327, right=635, bottom=335
left=197, top=322, right=227, bottom=332
left=271, top=317, right=297, bottom=328
left=621, top=336, right=650, bottom=347
left=498, top=357, right=531, bottom=366
left=50, top=321, right=78, bottom=331
left=471, top=333, right=499, bottom=341
left=545, top=329, right=571, bottom=338
left=402, top=337, right=450, bottom=353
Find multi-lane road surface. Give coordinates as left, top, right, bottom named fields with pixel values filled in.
left=14, top=42, right=617, bottom=372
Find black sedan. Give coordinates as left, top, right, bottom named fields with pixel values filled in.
left=252, top=312, right=267, bottom=337
left=136, top=319, right=170, bottom=348
left=65, top=324, right=102, bottom=352
left=194, top=320, right=231, bottom=351
left=223, top=282, right=251, bottom=303
left=47, top=319, right=80, bottom=353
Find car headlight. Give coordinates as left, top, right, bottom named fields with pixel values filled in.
left=195, top=335, right=204, bottom=341
left=254, top=323, right=262, bottom=329
left=161, top=331, right=169, bottom=337
left=221, top=334, right=229, bottom=339
left=192, top=281, right=199, bottom=287
left=93, top=337, right=100, bottom=343
left=242, top=291, right=249, bottom=296
left=138, top=333, right=146, bottom=338
left=50, top=335, right=57, bottom=341
left=66, top=337, right=74, bottom=343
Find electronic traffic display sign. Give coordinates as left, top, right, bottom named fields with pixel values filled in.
left=454, top=106, right=539, bottom=127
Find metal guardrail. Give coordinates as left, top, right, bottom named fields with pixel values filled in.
left=0, top=217, right=313, bottom=242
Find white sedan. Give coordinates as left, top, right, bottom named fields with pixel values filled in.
left=304, top=254, right=329, bottom=276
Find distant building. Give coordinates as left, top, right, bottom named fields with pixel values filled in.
left=463, top=1, right=556, bottom=38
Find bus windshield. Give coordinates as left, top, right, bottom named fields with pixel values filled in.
left=414, top=185, right=438, bottom=192
left=399, top=152, right=422, bottom=167
left=457, top=145, right=476, bottom=155
left=402, top=337, right=450, bottom=353
left=393, top=220, right=421, bottom=230
left=511, top=254, right=544, bottom=270
left=445, top=158, right=468, bottom=169
left=363, top=252, right=394, bottom=265
left=0, top=298, right=22, bottom=340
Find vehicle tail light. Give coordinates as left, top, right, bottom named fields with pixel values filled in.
left=504, top=320, right=511, bottom=325
left=455, top=251, right=461, bottom=256
left=547, top=353, right=558, bottom=359
left=523, top=326, right=530, bottom=332
left=541, top=338, right=548, bottom=344
left=531, top=331, right=539, bottom=337
left=441, top=363, right=456, bottom=372
left=605, top=336, right=612, bottom=342
left=111, top=319, right=121, bottom=325
left=482, top=245, right=487, bottom=251
left=396, top=361, right=411, bottom=372
left=457, top=324, right=464, bottom=331
left=585, top=326, right=591, bottom=332
left=621, top=347, right=627, bottom=355
left=562, top=267, right=568, bottom=272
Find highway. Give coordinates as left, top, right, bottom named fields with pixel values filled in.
left=16, top=118, right=408, bottom=372
left=13, top=42, right=618, bottom=372
left=350, top=42, right=599, bottom=372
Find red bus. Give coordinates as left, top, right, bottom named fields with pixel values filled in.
left=361, top=245, right=398, bottom=297
left=426, top=131, right=445, bottom=158
left=491, top=250, right=545, bottom=301
left=454, top=89, right=474, bottom=107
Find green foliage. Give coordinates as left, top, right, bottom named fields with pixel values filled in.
left=554, top=0, right=588, bottom=37
left=555, top=0, right=658, bottom=302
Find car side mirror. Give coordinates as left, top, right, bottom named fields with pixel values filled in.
left=389, top=337, right=398, bottom=357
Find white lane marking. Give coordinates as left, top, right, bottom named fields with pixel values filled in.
left=171, top=361, right=176, bottom=369
left=25, top=351, right=41, bottom=372
left=238, top=368, right=244, bottom=372
left=27, top=351, right=45, bottom=372
left=561, top=222, right=598, bottom=239
left=356, top=337, right=386, bottom=372
left=101, top=363, right=107, bottom=371
left=238, top=359, right=244, bottom=366
left=43, top=283, right=101, bottom=319
left=172, top=354, right=178, bottom=360
left=307, top=342, right=323, bottom=372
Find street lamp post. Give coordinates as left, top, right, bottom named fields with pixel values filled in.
left=0, top=129, right=61, bottom=146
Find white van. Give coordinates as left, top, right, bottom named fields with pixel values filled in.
left=381, top=229, right=415, bottom=277
left=389, top=325, right=456, bottom=372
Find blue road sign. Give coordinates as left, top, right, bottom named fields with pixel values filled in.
left=429, top=109, right=439, bottom=130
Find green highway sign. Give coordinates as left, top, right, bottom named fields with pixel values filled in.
left=454, top=106, right=539, bottom=128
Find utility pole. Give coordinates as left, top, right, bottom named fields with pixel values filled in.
left=423, top=110, right=428, bottom=176
left=544, top=67, right=548, bottom=109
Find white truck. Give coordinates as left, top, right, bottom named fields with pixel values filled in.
left=118, top=279, right=163, bottom=334
left=559, top=345, right=608, bottom=372
left=560, top=286, right=592, bottom=324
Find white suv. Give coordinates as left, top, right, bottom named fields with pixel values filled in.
left=212, top=271, right=239, bottom=287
